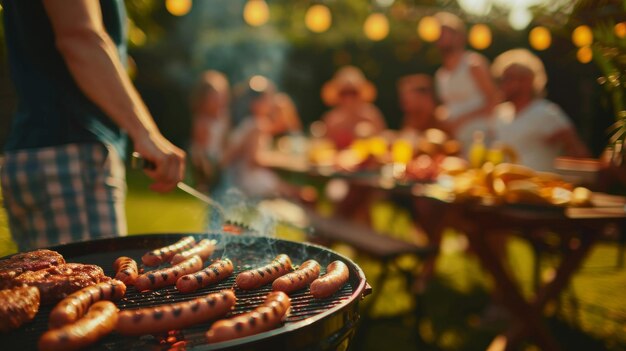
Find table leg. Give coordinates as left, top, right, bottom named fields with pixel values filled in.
left=465, top=224, right=561, bottom=351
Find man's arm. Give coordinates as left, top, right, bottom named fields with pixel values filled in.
left=43, top=0, right=184, bottom=192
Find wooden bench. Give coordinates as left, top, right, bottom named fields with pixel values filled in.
left=305, top=209, right=436, bottom=316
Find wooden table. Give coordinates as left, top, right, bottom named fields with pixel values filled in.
left=413, top=193, right=626, bottom=351
left=259, top=150, right=626, bottom=350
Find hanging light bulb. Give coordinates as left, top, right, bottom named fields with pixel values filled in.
left=165, top=0, right=192, bottom=16
left=576, top=46, right=592, bottom=64
left=243, top=0, right=270, bottom=27
left=363, top=13, right=389, bottom=41
left=572, top=25, right=593, bottom=47
left=468, top=24, right=492, bottom=50
left=417, top=16, right=441, bottom=42
left=529, top=26, right=551, bottom=51
left=614, top=22, right=626, bottom=39
left=305, top=4, right=332, bottom=33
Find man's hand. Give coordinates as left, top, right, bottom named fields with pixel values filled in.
left=134, top=132, right=186, bottom=193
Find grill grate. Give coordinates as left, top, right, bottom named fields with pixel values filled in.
left=4, top=234, right=364, bottom=351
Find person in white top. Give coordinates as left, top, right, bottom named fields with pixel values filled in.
left=433, top=12, right=499, bottom=155
left=491, top=49, right=590, bottom=172
left=189, top=70, right=231, bottom=192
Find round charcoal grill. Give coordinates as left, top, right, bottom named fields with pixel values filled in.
left=3, top=233, right=371, bottom=350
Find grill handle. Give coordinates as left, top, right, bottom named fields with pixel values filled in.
left=362, top=282, right=372, bottom=298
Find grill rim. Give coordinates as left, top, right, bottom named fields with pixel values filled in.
left=1, top=232, right=369, bottom=350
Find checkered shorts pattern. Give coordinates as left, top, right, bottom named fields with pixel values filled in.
left=0, top=143, right=127, bottom=251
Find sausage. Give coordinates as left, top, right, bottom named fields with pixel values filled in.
left=272, top=260, right=320, bottom=294
left=170, top=239, right=216, bottom=265
left=116, top=290, right=236, bottom=336
left=38, top=301, right=118, bottom=351
left=135, top=256, right=203, bottom=291
left=176, top=259, right=233, bottom=293
left=310, top=261, right=349, bottom=299
left=235, top=254, right=292, bottom=290
left=205, top=291, right=290, bottom=343
left=48, top=280, right=126, bottom=329
left=142, top=236, right=196, bottom=266
left=113, top=256, right=138, bottom=285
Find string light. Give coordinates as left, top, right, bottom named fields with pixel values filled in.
left=243, top=0, right=270, bottom=27
left=529, top=26, right=551, bottom=51
left=417, top=16, right=441, bottom=42
left=615, top=22, right=626, bottom=39
left=165, top=0, right=192, bottom=17
left=363, top=13, right=389, bottom=41
left=469, top=24, right=492, bottom=50
left=305, top=4, right=332, bottom=33
left=572, top=25, right=593, bottom=47
left=576, top=46, right=592, bottom=64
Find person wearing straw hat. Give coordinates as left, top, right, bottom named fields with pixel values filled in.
left=320, top=66, right=387, bottom=149
left=433, top=12, right=499, bottom=156
left=491, top=48, right=590, bottom=172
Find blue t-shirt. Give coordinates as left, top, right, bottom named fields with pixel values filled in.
left=2, top=0, right=128, bottom=155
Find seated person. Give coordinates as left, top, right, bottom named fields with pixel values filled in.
left=189, top=70, right=231, bottom=192
left=220, top=76, right=299, bottom=199
left=491, top=49, right=590, bottom=172
left=398, top=74, right=449, bottom=135
left=267, top=92, right=303, bottom=136
left=320, top=66, right=387, bottom=149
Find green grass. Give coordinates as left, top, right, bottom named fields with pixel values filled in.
left=0, top=173, right=624, bottom=350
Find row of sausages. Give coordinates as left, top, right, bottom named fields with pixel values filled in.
left=38, top=236, right=350, bottom=350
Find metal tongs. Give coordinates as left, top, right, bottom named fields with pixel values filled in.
left=131, top=152, right=227, bottom=220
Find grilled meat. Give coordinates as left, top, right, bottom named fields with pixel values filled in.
left=0, top=250, right=65, bottom=289
left=13, top=263, right=108, bottom=304
left=0, top=286, right=40, bottom=332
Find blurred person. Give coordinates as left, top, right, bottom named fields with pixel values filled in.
left=189, top=70, right=230, bottom=192
left=398, top=74, right=450, bottom=135
left=220, top=76, right=299, bottom=199
left=265, top=93, right=302, bottom=136
left=491, top=48, right=590, bottom=172
left=0, top=0, right=185, bottom=250
left=320, top=66, right=387, bottom=149
left=434, top=12, right=499, bottom=155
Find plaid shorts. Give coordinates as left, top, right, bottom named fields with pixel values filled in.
left=0, top=143, right=127, bottom=251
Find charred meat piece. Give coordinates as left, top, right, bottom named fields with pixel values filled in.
left=14, top=263, right=108, bottom=304
left=0, top=286, right=40, bottom=332
left=0, top=250, right=65, bottom=289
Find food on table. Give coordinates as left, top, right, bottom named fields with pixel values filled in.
left=135, top=255, right=203, bottom=291
left=176, top=259, right=233, bottom=293
left=13, top=263, right=107, bottom=304
left=113, top=256, right=138, bottom=286
left=235, top=254, right=293, bottom=290
left=310, top=261, right=349, bottom=299
left=116, top=290, right=236, bottom=336
left=38, top=301, right=118, bottom=351
left=272, top=259, right=320, bottom=294
left=48, top=280, right=126, bottom=329
left=205, top=291, right=291, bottom=343
left=142, top=236, right=196, bottom=266
left=0, top=249, right=65, bottom=289
left=170, top=239, right=216, bottom=265
left=0, top=286, right=40, bottom=332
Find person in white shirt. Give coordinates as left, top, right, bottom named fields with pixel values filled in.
left=434, top=12, right=499, bottom=155
left=491, top=49, right=590, bottom=172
